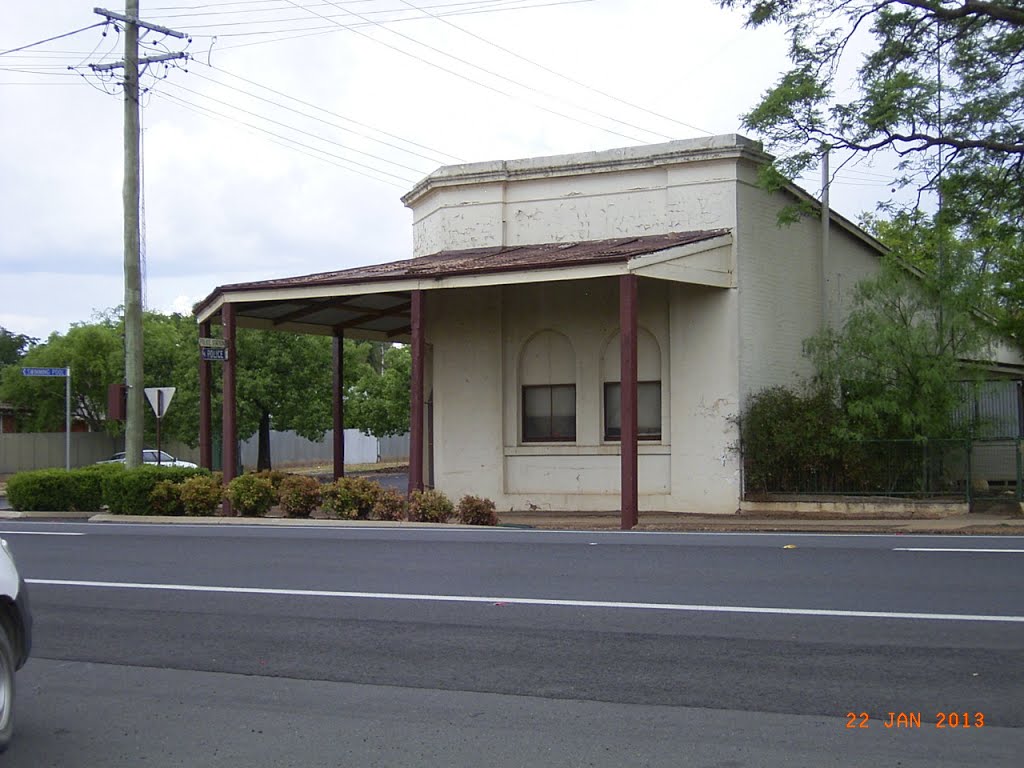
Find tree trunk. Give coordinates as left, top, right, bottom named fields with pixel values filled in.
left=257, top=409, right=272, bottom=471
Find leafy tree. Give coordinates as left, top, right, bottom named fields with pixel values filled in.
left=720, top=1, right=1024, bottom=194
left=0, top=327, right=37, bottom=368
left=1, top=310, right=412, bottom=467
left=720, top=0, right=1024, bottom=335
left=805, top=257, right=990, bottom=440
left=0, top=320, right=121, bottom=432
left=345, top=344, right=411, bottom=438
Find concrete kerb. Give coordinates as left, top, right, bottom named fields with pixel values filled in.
left=85, top=514, right=471, bottom=528
left=2, top=509, right=1024, bottom=534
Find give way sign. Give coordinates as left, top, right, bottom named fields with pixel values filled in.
left=144, top=387, right=176, bottom=419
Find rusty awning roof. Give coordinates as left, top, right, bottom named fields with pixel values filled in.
left=194, top=229, right=731, bottom=338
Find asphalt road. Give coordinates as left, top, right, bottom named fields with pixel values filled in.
left=1, top=522, right=1022, bottom=767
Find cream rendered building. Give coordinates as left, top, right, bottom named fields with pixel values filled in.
left=195, top=135, right=891, bottom=519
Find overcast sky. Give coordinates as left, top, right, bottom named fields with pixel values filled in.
left=1, top=1, right=905, bottom=342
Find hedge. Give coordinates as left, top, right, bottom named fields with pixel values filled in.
left=6, top=464, right=125, bottom=512
left=102, top=466, right=207, bottom=515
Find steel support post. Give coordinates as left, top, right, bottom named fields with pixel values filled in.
left=333, top=332, right=345, bottom=480
left=620, top=274, right=639, bottom=530
left=409, top=290, right=426, bottom=494
left=222, top=304, right=238, bottom=514
left=199, top=320, right=212, bottom=470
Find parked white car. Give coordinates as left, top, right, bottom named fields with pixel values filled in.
left=99, top=450, right=198, bottom=469
left=0, top=538, right=32, bottom=751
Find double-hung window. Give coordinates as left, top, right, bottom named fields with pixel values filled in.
left=523, top=384, right=577, bottom=442
left=604, top=381, right=661, bottom=440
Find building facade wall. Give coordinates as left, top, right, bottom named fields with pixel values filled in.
left=427, top=276, right=741, bottom=513
left=409, top=144, right=744, bottom=256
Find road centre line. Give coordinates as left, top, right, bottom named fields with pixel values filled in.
left=893, top=548, right=1024, bottom=553
left=26, top=578, right=1024, bottom=624
left=0, top=530, right=84, bottom=536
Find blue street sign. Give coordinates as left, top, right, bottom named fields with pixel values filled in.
left=21, top=367, right=69, bottom=377
left=201, top=347, right=228, bottom=361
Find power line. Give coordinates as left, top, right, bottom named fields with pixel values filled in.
left=0, top=22, right=109, bottom=57
left=162, top=77, right=432, bottom=175
left=206, top=0, right=594, bottom=48
left=153, top=89, right=411, bottom=186
left=278, top=0, right=651, bottom=143
left=153, top=0, right=517, bottom=22
left=396, top=0, right=713, bottom=137
left=188, top=62, right=461, bottom=163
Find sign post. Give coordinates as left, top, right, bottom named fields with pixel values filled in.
left=21, top=367, right=71, bottom=470
left=144, top=387, right=176, bottom=465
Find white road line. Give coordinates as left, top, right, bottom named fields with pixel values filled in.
left=0, top=530, right=84, bottom=536
left=893, top=548, right=1024, bottom=553
left=25, top=578, right=1024, bottom=623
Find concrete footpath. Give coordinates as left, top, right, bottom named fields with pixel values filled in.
left=2, top=507, right=1024, bottom=534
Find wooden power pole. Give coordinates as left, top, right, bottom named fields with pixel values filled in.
left=93, top=4, right=186, bottom=468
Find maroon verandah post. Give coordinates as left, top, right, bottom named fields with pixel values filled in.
left=332, top=332, right=345, bottom=481
left=409, top=290, right=425, bottom=494
left=620, top=274, right=639, bottom=530
left=198, top=320, right=212, bottom=470
left=221, top=304, right=238, bottom=515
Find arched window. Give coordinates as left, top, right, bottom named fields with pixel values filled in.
left=520, top=330, right=576, bottom=442
left=602, top=329, right=662, bottom=441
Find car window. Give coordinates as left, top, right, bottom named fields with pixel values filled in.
left=158, top=451, right=174, bottom=462
left=143, top=451, right=157, bottom=462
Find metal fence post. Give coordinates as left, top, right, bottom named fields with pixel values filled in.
left=966, top=439, right=973, bottom=506
left=921, top=439, right=928, bottom=496
left=1017, top=437, right=1022, bottom=503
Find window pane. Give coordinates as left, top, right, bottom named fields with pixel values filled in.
left=550, top=385, right=576, bottom=440
left=523, top=385, right=575, bottom=441
left=605, top=381, right=660, bottom=440
left=605, top=382, right=621, bottom=439
left=639, top=382, right=661, bottom=436
left=523, top=387, right=551, bottom=442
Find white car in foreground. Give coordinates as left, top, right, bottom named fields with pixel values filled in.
left=0, top=538, right=32, bottom=751
left=99, top=450, right=198, bottom=469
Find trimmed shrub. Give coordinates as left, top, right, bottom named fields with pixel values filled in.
left=7, top=466, right=117, bottom=512
left=321, top=476, right=382, bottom=520
left=372, top=488, right=407, bottom=521
left=103, top=466, right=205, bottom=515
left=149, top=480, right=185, bottom=516
left=8, top=470, right=72, bottom=512
left=224, top=472, right=276, bottom=517
left=179, top=473, right=223, bottom=516
left=254, top=470, right=287, bottom=501
left=456, top=495, right=499, bottom=526
left=278, top=475, right=322, bottom=518
left=408, top=488, right=454, bottom=523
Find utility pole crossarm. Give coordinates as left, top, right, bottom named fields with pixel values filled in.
left=91, top=51, right=188, bottom=72
left=93, top=7, right=187, bottom=38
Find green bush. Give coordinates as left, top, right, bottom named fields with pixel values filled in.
left=320, top=476, right=382, bottom=520
left=178, top=473, right=223, bottom=516
left=8, top=470, right=74, bottom=512
left=224, top=473, right=277, bottom=517
left=278, top=475, right=322, bottom=518
left=372, top=488, right=407, bottom=521
left=7, top=465, right=119, bottom=512
left=103, top=466, right=205, bottom=515
left=254, top=470, right=287, bottom=501
left=456, top=495, right=499, bottom=526
left=149, top=480, right=185, bottom=516
left=408, top=488, right=454, bottom=523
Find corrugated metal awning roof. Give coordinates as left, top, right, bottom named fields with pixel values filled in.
left=194, top=229, right=730, bottom=338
